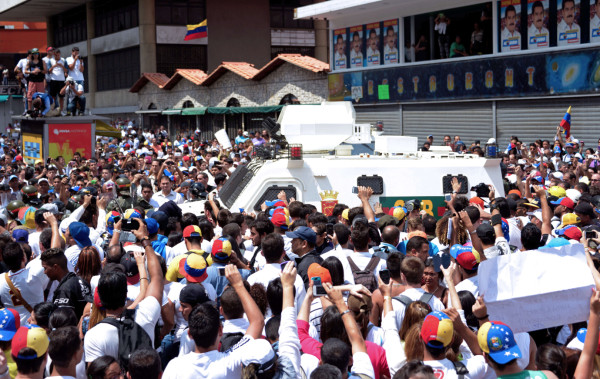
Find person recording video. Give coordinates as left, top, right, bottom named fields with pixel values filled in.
left=59, top=76, right=85, bottom=116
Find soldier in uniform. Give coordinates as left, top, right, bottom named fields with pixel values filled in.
left=107, top=177, right=134, bottom=212
left=21, top=185, right=42, bottom=208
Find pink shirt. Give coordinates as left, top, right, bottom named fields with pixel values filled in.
left=297, top=320, right=389, bottom=378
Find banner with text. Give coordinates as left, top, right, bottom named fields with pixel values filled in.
left=47, top=123, right=93, bottom=162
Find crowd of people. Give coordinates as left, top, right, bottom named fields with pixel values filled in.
left=11, top=46, right=86, bottom=117
left=0, top=122, right=598, bottom=379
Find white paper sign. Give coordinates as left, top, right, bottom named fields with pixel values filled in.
left=478, top=243, right=595, bottom=333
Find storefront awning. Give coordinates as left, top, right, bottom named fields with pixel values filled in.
left=95, top=120, right=121, bottom=138
left=207, top=105, right=283, bottom=114
left=0, top=95, right=8, bottom=103
left=181, top=107, right=207, bottom=115
left=162, top=109, right=182, bottom=115
left=135, top=109, right=162, bottom=114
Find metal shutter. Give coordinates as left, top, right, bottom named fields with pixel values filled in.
left=403, top=102, right=493, bottom=146
left=354, top=105, right=402, bottom=135
left=496, top=97, right=600, bottom=148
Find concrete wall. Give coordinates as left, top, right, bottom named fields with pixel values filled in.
left=95, top=89, right=138, bottom=109
left=136, top=62, right=328, bottom=110
left=207, top=0, right=270, bottom=71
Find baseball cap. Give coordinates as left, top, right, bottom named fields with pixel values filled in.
left=558, top=213, right=580, bottom=229
left=183, top=225, right=202, bottom=238
left=553, top=146, right=562, bottom=154
left=285, top=226, right=317, bottom=245
left=120, top=253, right=140, bottom=285
left=469, top=197, right=485, bottom=208
left=145, top=218, right=159, bottom=235
left=377, top=215, right=399, bottom=229
left=476, top=223, right=495, bottom=241
left=449, top=244, right=481, bottom=270
left=507, top=189, right=522, bottom=198
left=550, top=197, right=574, bottom=210
left=270, top=212, right=290, bottom=229
left=211, top=237, right=233, bottom=263
left=566, top=189, right=582, bottom=203
left=68, top=222, right=92, bottom=248
left=179, top=283, right=210, bottom=306
left=477, top=321, right=522, bottom=364
left=556, top=225, right=582, bottom=241
left=566, top=328, right=600, bottom=354
left=527, top=209, right=543, bottom=223
left=37, top=178, right=48, bottom=185
left=8, top=175, right=18, bottom=182
left=179, top=253, right=208, bottom=283
left=389, top=206, right=407, bottom=220
left=347, top=293, right=373, bottom=316
left=565, top=142, right=574, bottom=148
left=40, top=203, right=59, bottom=215
left=0, top=308, right=20, bottom=341
left=150, top=211, right=169, bottom=231
left=574, top=202, right=595, bottom=218
left=342, top=209, right=349, bottom=221
left=46, top=47, right=54, bottom=52
left=12, top=229, right=28, bottom=244
left=11, top=325, right=49, bottom=359
left=421, top=311, right=453, bottom=348
left=548, top=186, right=567, bottom=198
left=241, top=339, right=278, bottom=374
left=307, top=263, right=332, bottom=284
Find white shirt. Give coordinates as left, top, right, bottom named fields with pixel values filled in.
left=150, top=190, right=183, bottom=208
left=16, top=58, right=29, bottom=77
left=501, top=28, right=521, bottom=52
left=29, top=231, right=42, bottom=259
left=350, top=49, right=363, bottom=68
left=557, top=19, right=580, bottom=46
left=435, top=22, right=448, bottom=35
left=384, top=44, right=398, bottom=64
left=84, top=296, right=161, bottom=362
left=334, top=52, right=347, bottom=69
left=65, top=83, right=84, bottom=102
left=247, top=263, right=306, bottom=315
left=65, top=56, right=84, bottom=81
left=425, top=357, right=489, bottom=379
left=0, top=259, right=49, bottom=324
left=528, top=24, right=549, bottom=49
left=366, top=46, right=380, bottom=66
left=392, top=287, right=445, bottom=330
left=64, top=244, right=104, bottom=269
left=49, top=57, right=67, bottom=81
left=42, top=56, right=52, bottom=81
left=163, top=335, right=263, bottom=379
left=448, top=276, right=479, bottom=308
left=346, top=251, right=387, bottom=281
left=508, top=217, right=524, bottom=251
left=591, top=14, right=600, bottom=43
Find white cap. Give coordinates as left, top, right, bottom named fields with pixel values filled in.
left=527, top=209, right=543, bottom=222
left=209, top=157, right=219, bottom=169
left=517, top=159, right=527, bottom=165
left=551, top=171, right=564, bottom=180
left=572, top=138, right=579, bottom=144
left=486, top=138, right=496, bottom=144
left=241, top=339, right=277, bottom=373
left=566, top=328, right=586, bottom=351
left=507, top=175, right=517, bottom=184
left=566, top=188, right=581, bottom=203
left=41, top=203, right=59, bottom=214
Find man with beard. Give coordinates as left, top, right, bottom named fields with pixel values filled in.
left=528, top=1, right=549, bottom=49
left=558, top=0, right=580, bottom=46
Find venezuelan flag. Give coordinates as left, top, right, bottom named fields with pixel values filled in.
left=560, top=106, right=571, bottom=139
left=184, top=20, right=207, bottom=41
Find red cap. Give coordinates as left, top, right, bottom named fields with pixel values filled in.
left=183, top=225, right=202, bottom=238
left=469, top=197, right=484, bottom=208
left=307, top=263, right=332, bottom=284
left=183, top=156, right=190, bottom=161
left=15, top=155, right=22, bottom=161
left=46, top=47, right=54, bottom=52
left=508, top=189, right=522, bottom=198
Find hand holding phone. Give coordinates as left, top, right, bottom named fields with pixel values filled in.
left=312, top=277, right=326, bottom=297
left=379, top=269, right=390, bottom=285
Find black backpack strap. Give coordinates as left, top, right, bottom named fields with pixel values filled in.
left=347, top=257, right=360, bottom=272
left=248, top=246, right=262, bottom=271
left=452, top=360, right=469, bottom=379
left=392, top=295, right=413, bottom=307
left=419, top=292, right=434, bottom=305
left=365, top=256, right=380, bottom=272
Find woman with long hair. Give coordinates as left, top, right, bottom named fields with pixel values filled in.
left=75, top=245, right=102, bottom=284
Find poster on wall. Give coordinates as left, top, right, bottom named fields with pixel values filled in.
left=22, top=133, right=43, bottom=166
left=365, top=22, right=381, bottom=67
left=333, top=28, right=348, bottom=70
left=382, top=19, right=399, bottom=65
left=591, top=0, right=600, bottom=43
left=348, top=25, right=364, bottom=68
left=47, top=124, right=92, bottom=162
left=527, top=0, right=549, bottom=49
left=557, top=0, right=581, bottom=46
left=500, top=0, right=522, bottom=52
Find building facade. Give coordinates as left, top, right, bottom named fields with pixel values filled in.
left=297, top=0, right=600, bottom=147
left=0, top=0, right=327, bottom=119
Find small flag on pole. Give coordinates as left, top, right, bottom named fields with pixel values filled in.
left=560, top=106, right=571, bottom=139
left=184, top=20, right=207, bottom=41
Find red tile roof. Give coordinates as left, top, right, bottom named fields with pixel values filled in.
left=253, top=54, right=329, bottom=80
left=201, top=62, right=259, bottom=86
left=162, top=69, right=208, bottom=90
left=129, top=73, right=170, bottom=93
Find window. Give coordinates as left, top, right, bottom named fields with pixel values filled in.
left=148, top=103, right=157, bottom=109
left=52, top=6, right=87, bottom=46
left=227, top=98, right=241, bottom=107
left=156, top=45, right=207, bottom=78
left=271, top=46, right=315, bottom=59
left=155, top=0, right=206, bottom=26
left=94, top=0, right=139, bottom=37
left=279, top=94, right=299, bottom=105
left=96, top=47, right=140, bottom=91
left=182, top=100, right=194, bottom=108
left=270, top=0, right=314, bottom=29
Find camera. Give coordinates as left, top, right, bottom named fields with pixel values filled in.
left=122, top=219, right=140, bottom=231
left=471, top=183, right=491, bottom=198
left=405, top=199, right=421, bottom=212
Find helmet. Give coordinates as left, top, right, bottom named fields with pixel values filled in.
left=189, top=182, right=207, bottom=199
left=21, top=185, right=38, bottom=201
left=7, top=200, right=25, bottom=214
left=116, top=177, right=131, bottom=196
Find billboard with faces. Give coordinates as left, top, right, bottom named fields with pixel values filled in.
left=348, top=25, right=364, bottom=68
left=557, top=0, right=581, bottom=46
left=500, top=0, right=522, bottom=52
left=382, top=19, right=399, bottom=65
left=333, top=28, right=348, bottom=70
left=365, top=22, right=382, bottom=67
left=527, top=0, right=550, bottom=49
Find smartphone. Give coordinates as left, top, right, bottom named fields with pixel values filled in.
left=218, top=267, right=226, bottom=276
left=351, top=186, right=359, bottom=194
left=280, top=261, right=294, bottom=271
left=326, top=223, right=334, bottom=236
left=118, top=231, right=137, bottom=243
left=312, top=277, right=326, bottom=297
left=585, top=230, right=598, bottom=240
left=379, top=269, right=390, bottom=285
left=444, top=194, right=452, bottom=202
left=507, top=165, right=515, bottom=174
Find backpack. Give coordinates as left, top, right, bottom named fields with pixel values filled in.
left=347, top=256, right=380, bottom=292
left=100, top=310, right=153, bottom=371
left=452, top=360, right=469, bottom=379
left=392, top=292, right=434, bottom=308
